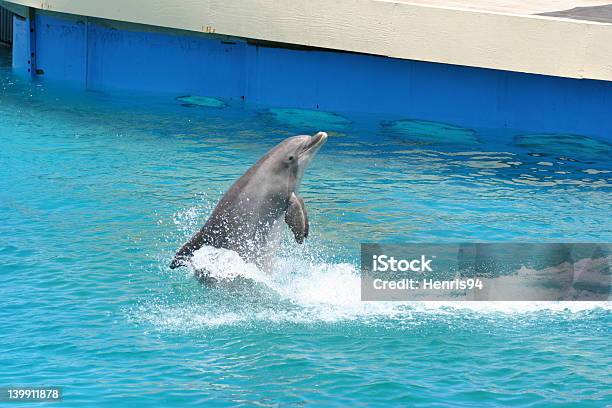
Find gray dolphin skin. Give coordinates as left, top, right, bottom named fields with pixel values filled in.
left=170, top=131, right=328, bottom=270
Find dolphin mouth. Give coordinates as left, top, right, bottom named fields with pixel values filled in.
left=301, top=131, right=328, bottom=155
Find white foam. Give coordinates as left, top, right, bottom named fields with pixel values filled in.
left=191, top=245, right=273, bottom=285
left=134, top=246, right=610, bottom=331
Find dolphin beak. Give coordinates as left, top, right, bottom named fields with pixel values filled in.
left=302, top=131, right=328, bottom=154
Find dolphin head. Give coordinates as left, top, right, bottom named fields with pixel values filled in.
left=257, top=131, right=327, bottom=195
left=294, top=131, right=328, bottom=184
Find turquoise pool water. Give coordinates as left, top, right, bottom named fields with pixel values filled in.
left=1, top=48, right=611, bottom=406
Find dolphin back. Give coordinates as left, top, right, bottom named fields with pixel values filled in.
left=169, top=171, right=282, bottom=269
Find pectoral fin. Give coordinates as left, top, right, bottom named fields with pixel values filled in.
left=285, top=193, right=309, bottom=244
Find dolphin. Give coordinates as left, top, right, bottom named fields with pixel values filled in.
left=170, top=131, right=328, bottom=271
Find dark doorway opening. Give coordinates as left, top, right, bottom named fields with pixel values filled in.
left=0, top=6, right=14, bottom=48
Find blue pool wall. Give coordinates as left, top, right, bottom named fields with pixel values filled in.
left=12, top=10, right=612, bottom=141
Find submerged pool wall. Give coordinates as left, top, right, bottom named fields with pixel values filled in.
left=11, top=9, right=612, bottom=140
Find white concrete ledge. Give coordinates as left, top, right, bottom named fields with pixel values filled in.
left=3, top=0, right=612, bottom=81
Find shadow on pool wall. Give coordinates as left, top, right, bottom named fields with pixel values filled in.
left=11, top=10, right=612, bottom=142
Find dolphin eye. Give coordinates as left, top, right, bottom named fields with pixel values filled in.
left=288, top=155, right=294, bottom=161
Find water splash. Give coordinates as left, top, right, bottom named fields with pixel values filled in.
left=133, top=245, right=611, bottom=332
